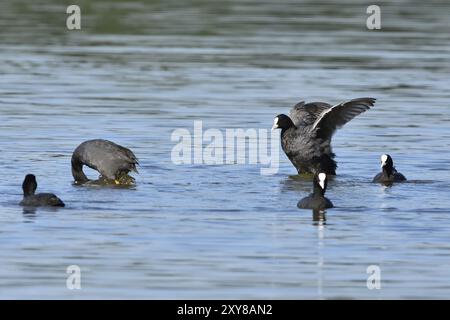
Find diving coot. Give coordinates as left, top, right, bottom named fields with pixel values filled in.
left=71, top=139, right=139, bottom=185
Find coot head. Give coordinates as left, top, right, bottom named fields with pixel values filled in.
left=314, top=172, right=328, bottom=196
left=381, top=154, right=394, bottom=175
left=272, top=114, right=295, bottom=131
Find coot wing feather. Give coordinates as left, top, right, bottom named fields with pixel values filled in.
left=311, top=97, right=376, bottom=139
left=289, top=101, right=332, bottom=127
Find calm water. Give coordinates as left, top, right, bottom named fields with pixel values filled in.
left=1, top=0, right=450, bottom=299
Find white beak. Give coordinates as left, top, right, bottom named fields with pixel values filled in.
left=318, top=173, right=326, bottom=190
left=381, top=155, right=388, bottom=168
left=319, top=180, right=325, bottom=189
left=271, top=118, right=279, bottom=131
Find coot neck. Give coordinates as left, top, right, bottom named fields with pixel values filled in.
left=382, top=165, right=394, bottom=178
left=71, top=157, right=89, bottom=183
left=23, top=182, right=36, bottom=197
left=313, top=179, right=325, bottom=197
left=280, top=123, right=296, bottom=136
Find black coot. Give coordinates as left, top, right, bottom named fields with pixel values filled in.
left=20, top=174, right=65, bottom=207
left=372, top=154, right=406, bottom=183
left=272, top=97, right=376, bottom=175
left=71, top=139, right=139, bottom=185
left=297, top=173, right=333, bottom=210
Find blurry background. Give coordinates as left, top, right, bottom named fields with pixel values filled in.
left=0, top=0, right=449, bottom=299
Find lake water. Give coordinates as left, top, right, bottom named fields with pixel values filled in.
left=1, top=0, right=450, bottom=299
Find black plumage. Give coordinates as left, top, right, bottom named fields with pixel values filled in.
left=273, top=97, right=376, bottom=175
left=297, top=173, right=333, bottom=210
left=20, top=174, right=65, bottom=207
left=71, top=139, right=139, bottom=184
left=372, top=154, right=406, bottom=184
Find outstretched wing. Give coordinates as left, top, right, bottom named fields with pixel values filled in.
left=289, top=101, right=332, bottom=127
left=311, top=97, right=376, bottom=139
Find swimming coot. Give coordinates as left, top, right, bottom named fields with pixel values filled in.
left=272, top=97, right=376, bottom=175
left=372, top=154, right=406, bottom=183
left=297, top=173, right=334, bottom=210
left=71, top=139, right=139, bottom=185
left=20, top=174, right=65, bottom=207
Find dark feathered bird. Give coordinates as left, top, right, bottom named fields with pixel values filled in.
left=20, top=174, right=65, bottom=207
left=272, top=97, right=376, bottom=175
left=372, top=154, right=406, bottom=184
left=71, top=139, right=139, bottom=185
left=297, top=173, right=333, bottom=210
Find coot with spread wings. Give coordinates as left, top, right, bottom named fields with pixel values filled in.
left=272, top=97, right=376, bottom=175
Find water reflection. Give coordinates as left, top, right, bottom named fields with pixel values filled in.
left=22, top=207, right=37, bottom=216
left=314, top=209, right=326, bottom=299
left=22, top=206, right=64, bottom=216
left=312, top=209, right=327, bottom=225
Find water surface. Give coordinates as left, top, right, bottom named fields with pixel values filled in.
left=1, top=0, right=450, bottom=299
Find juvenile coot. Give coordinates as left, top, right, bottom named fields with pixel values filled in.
left=71, top=139, right=139, bottom=185
left=272, top=97, right=376, bottom=175
left=372, top=154, right=406, bottom=183
left=20, top=174, right=65, bottom=207
left=297, top=173, right=333, bottom=210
